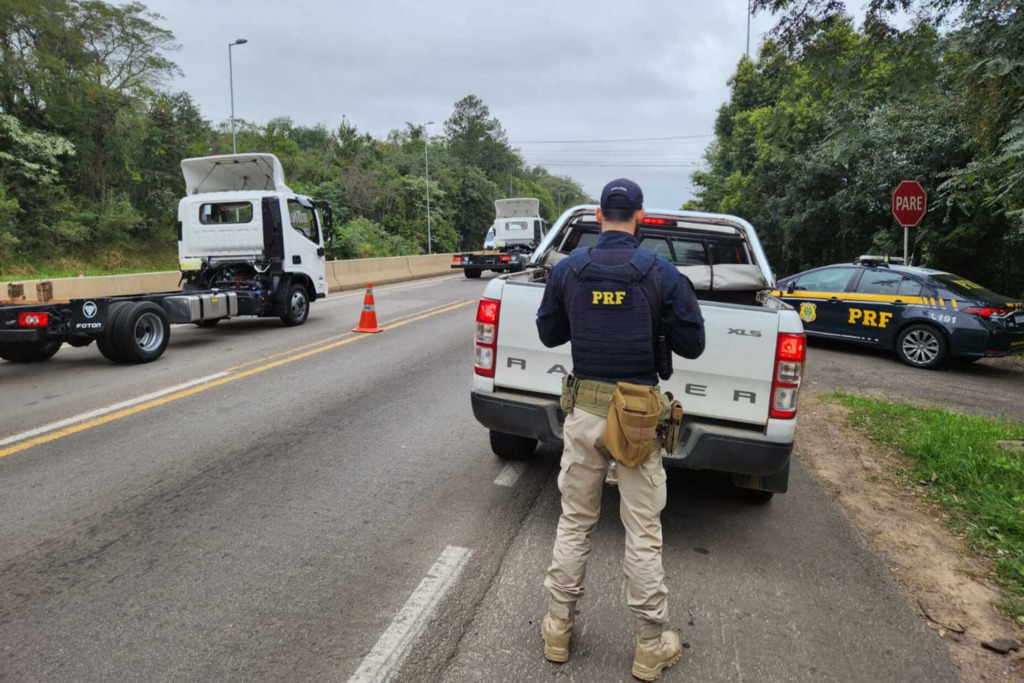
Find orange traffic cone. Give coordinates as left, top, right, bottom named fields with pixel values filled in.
left=353, top=282, right=383, bottom=333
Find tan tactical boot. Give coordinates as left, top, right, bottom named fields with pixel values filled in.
left=632, top=629, right=682, bottom=681
left=541, top=611, right=574, bottom=663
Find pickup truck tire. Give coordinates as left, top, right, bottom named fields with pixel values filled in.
left=464, top=269, right=482, bottom=279
left=0, top=339, right=62, bottom=363
left=489, top=430, right=537, bottom=460
left=96, top=302, right=130, bottom=362
left=895, top=323, right=948, bottom=369
left=279, top=283, right=309, bottom=326
left=111, top=302, right=170, bottom=363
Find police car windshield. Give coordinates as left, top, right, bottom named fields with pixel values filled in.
left=931, top=274, right=1003, bottom=300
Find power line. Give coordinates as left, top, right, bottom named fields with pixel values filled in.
left=511, top=134, right=714, bottom=144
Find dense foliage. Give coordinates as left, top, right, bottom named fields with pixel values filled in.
left=691, top=0, right=1024, bottom=297
left=0, top=1, right=589, bottom=276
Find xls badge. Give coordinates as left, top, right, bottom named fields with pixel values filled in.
left=799, top=302, right=817, bottom=323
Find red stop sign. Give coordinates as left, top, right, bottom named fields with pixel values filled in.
left=892, top=180, right=927, bottom=227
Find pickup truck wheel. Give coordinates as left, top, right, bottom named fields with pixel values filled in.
left=896, top=324, right=948, bottom=369
left=112, top=302, right=170, bottom=363
left=489, top=430, right=537, bottom=460
left=96, top=302, right=130, bottom=362
left=0, top=339, right=62, bottom=363
left=279, top=284, right=309, bottom=326
left=464, top=269, right=481, bottom=279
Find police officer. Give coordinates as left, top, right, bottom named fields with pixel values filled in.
left=536, top=179, right=704, bottom=681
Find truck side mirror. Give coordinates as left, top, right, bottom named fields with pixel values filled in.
left=314, top=200, right=334, bottom=248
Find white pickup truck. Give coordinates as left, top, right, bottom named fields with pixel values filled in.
left=470, top=206, right=806, bottom=500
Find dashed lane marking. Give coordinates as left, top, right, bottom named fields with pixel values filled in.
left=0, top=300, right=473, bottom=460
left=347, top=545, right=472, bottom=683
left=493, top=461, right=529, bottom=487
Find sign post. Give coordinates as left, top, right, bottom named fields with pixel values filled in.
left=892, top=180, right=927, bottom=263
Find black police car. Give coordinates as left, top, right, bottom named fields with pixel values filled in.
left=775, top=256, right=1024, bottom=369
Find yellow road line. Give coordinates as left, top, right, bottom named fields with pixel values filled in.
left=223, top=300, right=465, bottom=372
left=0, top=300, right=473, bottom=460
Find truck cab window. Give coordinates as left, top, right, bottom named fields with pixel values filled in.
left=200, top=202, right=253, bottom=224
left=287, top=199, right=319, bottom=244
left=638, top=236, right=673, bottom=260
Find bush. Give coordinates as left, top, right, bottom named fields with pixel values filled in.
left=331, top=217, right=421, bottom=260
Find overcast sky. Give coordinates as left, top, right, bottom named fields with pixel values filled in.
left=145, top=0, right=778, bottom=209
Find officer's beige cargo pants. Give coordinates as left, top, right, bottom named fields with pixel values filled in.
left=544, top=407, right=669, bottom=637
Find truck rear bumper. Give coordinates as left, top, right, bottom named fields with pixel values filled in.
left=471, top=390, right=792, bottom=477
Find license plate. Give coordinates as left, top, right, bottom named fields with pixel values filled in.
left=70, top=299, right=108, bottom=332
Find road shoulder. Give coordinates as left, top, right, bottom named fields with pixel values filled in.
left=797, top=392, right=1024, bottom=682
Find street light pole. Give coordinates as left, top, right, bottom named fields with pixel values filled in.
left=424, top=121, right=434, bottom=254
left=746, top=0, right=751, bottom=57
left=228, top=39, right=248, bottom=154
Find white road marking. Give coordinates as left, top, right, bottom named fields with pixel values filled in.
left=493, top=461, right=529, bottom=487
left=321, top=276, right=462, bottom=305
left=348, top=545, right=472, bottom=683
left=0, top=372, right=230, bottom=447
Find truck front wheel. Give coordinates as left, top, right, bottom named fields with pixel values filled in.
left=279, top=284, right=310, bottom=326
left=0, top=339, right=62, bottom=363
left=489, top=430, right=537, bottom=460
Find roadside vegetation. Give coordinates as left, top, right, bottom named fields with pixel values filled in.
left=828, top=392, right=1024, bottom=618
left=0, top=1, right=590, bottom=280
left=691, top=0, right=1024, bottom=299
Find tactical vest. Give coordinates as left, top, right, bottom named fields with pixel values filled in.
left=562, top=246, right=661, bottom=385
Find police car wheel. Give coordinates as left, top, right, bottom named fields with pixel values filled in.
left=896, top=324, right=948, bottom=369
left=489, top=430, right=536, bottom=460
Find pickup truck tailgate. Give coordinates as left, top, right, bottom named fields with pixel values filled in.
left=493, top=280, right=780, bottom=426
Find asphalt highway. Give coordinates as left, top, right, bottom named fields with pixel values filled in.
left=0, top=274, right=956, bottom=682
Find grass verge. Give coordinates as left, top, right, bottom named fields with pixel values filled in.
left=826, top=392, right=1024, bottom=619
left=0, top=243, right=178, bottom=280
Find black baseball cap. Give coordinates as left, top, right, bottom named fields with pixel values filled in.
left=600, top=178, right=644, bottom=211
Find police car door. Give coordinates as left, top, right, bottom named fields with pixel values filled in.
left=783, top=266, right=859, bottom=337
left=843, top=269, right=909, bottom=345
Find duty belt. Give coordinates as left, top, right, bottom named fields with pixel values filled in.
left=560, top=376, right=618, bottom=417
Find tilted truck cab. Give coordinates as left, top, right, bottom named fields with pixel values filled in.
left=178, top=153, right=330, bottom=317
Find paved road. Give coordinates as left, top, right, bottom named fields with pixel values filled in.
left=1, top=276, right=955, bottom=682
left=803, top=338, right=1024, bottom=420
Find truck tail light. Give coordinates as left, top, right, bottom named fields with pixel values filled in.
left=963, top=306, right=1012, bottom=319
left=475, top=297, right=500, bottom=377
left=770, top=332, right=805, bottom=419
left=18, top=312, right=50, bottom=328
left=499, top=254, right=511, bottom=263
left=452, top=255, right=461, bottom=263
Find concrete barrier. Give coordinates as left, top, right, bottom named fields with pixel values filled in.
left=1, top=254, right=458, bottom=301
